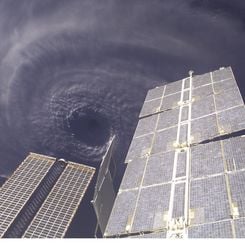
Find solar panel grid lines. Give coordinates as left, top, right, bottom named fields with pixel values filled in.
left=144, top=85, right=165, bottom=102
left=123, top=84, right=168, bottom=234
left=210, top=72, right=237, bottom=232
left=0, top=155, right=54, bottom=237
left=23, top=163, right=95, bottom=238
left=107, top=67, right=245, bottom=238
left=19, top=166, right=74, bottom=238
left=30, top=168, right=76, bottom=238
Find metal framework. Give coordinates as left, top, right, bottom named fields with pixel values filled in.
left=0, top=153, right=95, bottom=238
left=105, top=67, right=245, bottom=238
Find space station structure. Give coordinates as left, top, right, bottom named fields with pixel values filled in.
left=104, top=67, right=245, bottom=238
left=0, top=153, right=95, bottom=238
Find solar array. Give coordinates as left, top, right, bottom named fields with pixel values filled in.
left=93, top=136, right=116, bottom=236
left=0, top=153, right=95, bottom=238
left=0, top=153, right=54, bottom=237
left=105, top=67, right=245, bottom=238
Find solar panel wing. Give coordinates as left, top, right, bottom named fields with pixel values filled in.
left=23, top=163, right=95, bottom=238
left=107, top=66, right=245, bottom=238
left=0, top=153, right=55, bottom=237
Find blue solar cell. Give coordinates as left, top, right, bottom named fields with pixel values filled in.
left=188, top=220, right=233, bottom=238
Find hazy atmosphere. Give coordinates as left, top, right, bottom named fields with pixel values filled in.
left=0, top=0, right=244, bottom=237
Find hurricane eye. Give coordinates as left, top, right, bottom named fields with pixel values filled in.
left=67, top=109, right=111, bottom=147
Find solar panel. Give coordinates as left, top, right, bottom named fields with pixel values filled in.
left=120, top=157, right=147, bottom=190
left=131, top=184, right=170, bottom=233
left=93, top=137, right=116, bottom=235
left=133, top=231, right=166, bottom=238
left=222, top=136, right=245, bottom=171
left=157, top=108, right=179, bottom=130
left=191, top=95, right=215, bottom=119
left=151, top=127, right=178, bottom=155
left=23, top=162, right=95, bottom=238
left=143, top=151, right=174, bottom=186
left=192, top=84, right=213, bottom=99
left=139, top=98, right=162, bottom=118
left=214, top=86, right=244, bottom=111
left=107, top=67, right=245, bottom=238
left=217, top=105, right=245, bottom=134
left=172, top=183, right=185, bottom=218
left=234, top=218, right=245, bottom=238
left=228, top=171, right=245, bottom=217
left=212, top=67, right=233, bottom=82
left=160, top=92, right=181, bottom=111
left=188, top=220, right=233, bottom=238
left=125, top=133, right=154, bottom=163
left=189, top=175, right=230, bottom=225
left=104, top=189, right=139, bottom=237
left=145, top=85, right=165, bottom=102
left=134, top=114, right=158, bottom=137
left=0, top=153, right=54, bottom=237
left=164, top=79, right=182, bottom=95
left=191, top=141, right=224, bottom=178
left=192, top=72, right=211, bottom=88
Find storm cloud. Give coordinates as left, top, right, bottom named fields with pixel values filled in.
left=0, top=0, right=244, bottom=177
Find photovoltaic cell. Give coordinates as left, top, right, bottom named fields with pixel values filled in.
left=191, top=95, right=215, bottom=119
left=181, top=106, right=189, bottom=121
left=93, top=171, right=115, bottom=236
left=214, top=86, right=244, bottom=111
left=93, top=137, right=116, bottom=235
left=120, top=157, right=147, bottom=190
left=175, top=151, right=186, bottom=178
left=94, top=137, right=115, bottom=195
left=145, top=86, right=165, bottom=102
left=192, top=73, right=211, bottom=88
left=151, top=127, right=177, bottom=155
left=134, top=114, right=158, bottom=137
left=172, top=183, right=185, bottom=218
left=0, top=154, right=54, bottom=237
left=191, top=141, right=224, bottom=178
left=190, top=175, right=230, bottom=225
left=131, top=184, right=171, bottom=233
left=213, top=78, right=237, bottom=94
left=191, top=114, right=218, bottom=144
left=188, top=220, right=233, bottom=238
left=23, top=163, right=95, bottom=238
left=2, top=159, right=67, bottom=238
left=217, top=105, right=245, bottom=134
left=160, top=93, right=181, bottom=111
left=139, top=98, right=161, bottom=118
left=222, top=136, right=245, bottom=171
left=183, top=90, right=189, bottom=101
left=184, top=78, right=190, bottom=89
left=125, top=133, right=154, bottom=162
left=192, top=84, right=213, bottom=100
left=179, top=123, right=188, bottom=144
left=105, top=189, right=139, bottom=236
left=234, top=218, right=245, bottom=238
left=143, top=151, right=175, bottom=186
left=228, top=171, right=245, bottom=217
left=157, top=107, right=179, bottom=130
left=164, top=80, right=182, bottom=96
left=106, top=66, right=245, bottom=238
left=212, top=67, right=233, bottom=82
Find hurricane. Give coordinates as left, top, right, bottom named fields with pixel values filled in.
left=0, top=0, right=245, bottom=177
